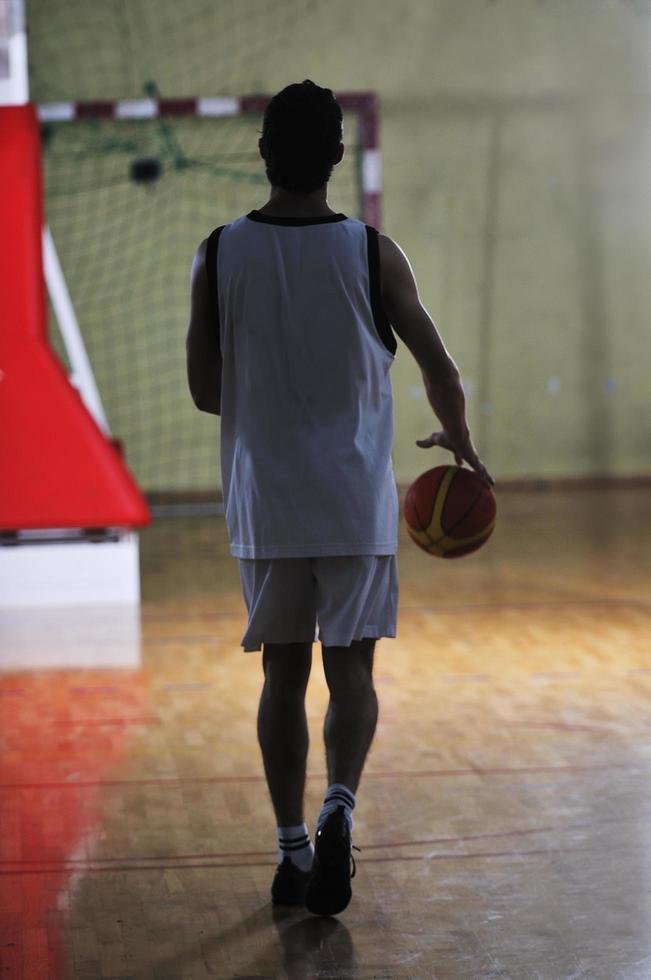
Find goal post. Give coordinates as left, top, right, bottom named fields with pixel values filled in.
left=37, top=91, right=382, bottom=227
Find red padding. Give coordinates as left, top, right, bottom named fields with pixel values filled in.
left=0, top=105, right=150, bottom=530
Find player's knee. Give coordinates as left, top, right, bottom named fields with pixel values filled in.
left=322, top=637, right=376, bottom=696
left=262, top=642, right=312, bottom=696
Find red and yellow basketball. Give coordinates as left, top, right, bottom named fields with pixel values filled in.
left=404, top=465, right=496, bottom=558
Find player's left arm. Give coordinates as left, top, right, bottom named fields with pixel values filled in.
left=186, top=238, right=222, bottom=415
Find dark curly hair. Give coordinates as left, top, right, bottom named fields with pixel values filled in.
left=259, top=80, right=343, bottom=194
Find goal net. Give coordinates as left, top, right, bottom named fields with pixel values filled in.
left=39, top=93, right=380, bottom=503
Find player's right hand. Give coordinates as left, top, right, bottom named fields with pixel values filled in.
left=416, top=429, right=495, bottom=488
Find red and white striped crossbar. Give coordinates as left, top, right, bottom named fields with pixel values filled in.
left=37, top=92, right=383, bottom=229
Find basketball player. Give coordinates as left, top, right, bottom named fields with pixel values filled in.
left=186, top=80, right=493, bottom=916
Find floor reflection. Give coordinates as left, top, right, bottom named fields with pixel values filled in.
left=272, top=906, right=355, bottom=978
left=1, top=605, right=147, bottom=980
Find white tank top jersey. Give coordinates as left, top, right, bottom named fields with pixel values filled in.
left=205, top=209, right=399, bottom=559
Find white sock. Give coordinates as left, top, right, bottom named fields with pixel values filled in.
left=317, top=783, right=356, bottom=835
left=277, top=822, right=315, bottom=873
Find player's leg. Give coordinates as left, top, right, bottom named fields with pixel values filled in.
left=238, top=556, right=316, bottom=826
left=321, top=637, right=378, bottom=794
left=257, top=640, right=313, bottom=827
left=304, top=636, right=377, bottom=915
left=239, top=557, right=318, bottom=904
left=304, top=556, right=395, bottom=914
left=311, top=554, right=395, bottom=801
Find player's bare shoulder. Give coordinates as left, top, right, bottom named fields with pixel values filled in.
left=375, top=233, right=453, bottom=376
left=377, top=232, right=401, bottom=283
left=377, top=232, right=419, bottom=312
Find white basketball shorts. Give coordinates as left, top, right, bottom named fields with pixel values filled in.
left=237, top=555, right=399, bottom=652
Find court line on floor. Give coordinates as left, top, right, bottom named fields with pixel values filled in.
left=143, top=635, right=225, bottom=644
left=138, top=596, right=651, bottom=625
left=5, top=666, right=651, bottom=703
left=401, top=599, right=651, bottom=612
left=0, top=846, right=580, bottom=876
left=0, top=760, right=641, bottom=791
left=45, top=716, right=162, bottom=726
left=0, top=817, right=604, bottom=870
left=1, top=716, right=638, bottom=735
left=501, top=720, right=623, bottom=732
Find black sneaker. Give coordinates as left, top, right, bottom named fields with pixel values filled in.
left=304, top=804, right=360, bottom=916
left=271, top=855, right=312, bottom=906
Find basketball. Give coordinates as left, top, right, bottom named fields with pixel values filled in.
left=404, top=465, right=497, bottom=558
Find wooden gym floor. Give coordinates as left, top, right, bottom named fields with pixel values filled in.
left=2, top=486, right=651, bottom=979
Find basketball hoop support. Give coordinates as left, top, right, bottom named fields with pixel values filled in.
left=0, top=2, right=148, bottom=610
